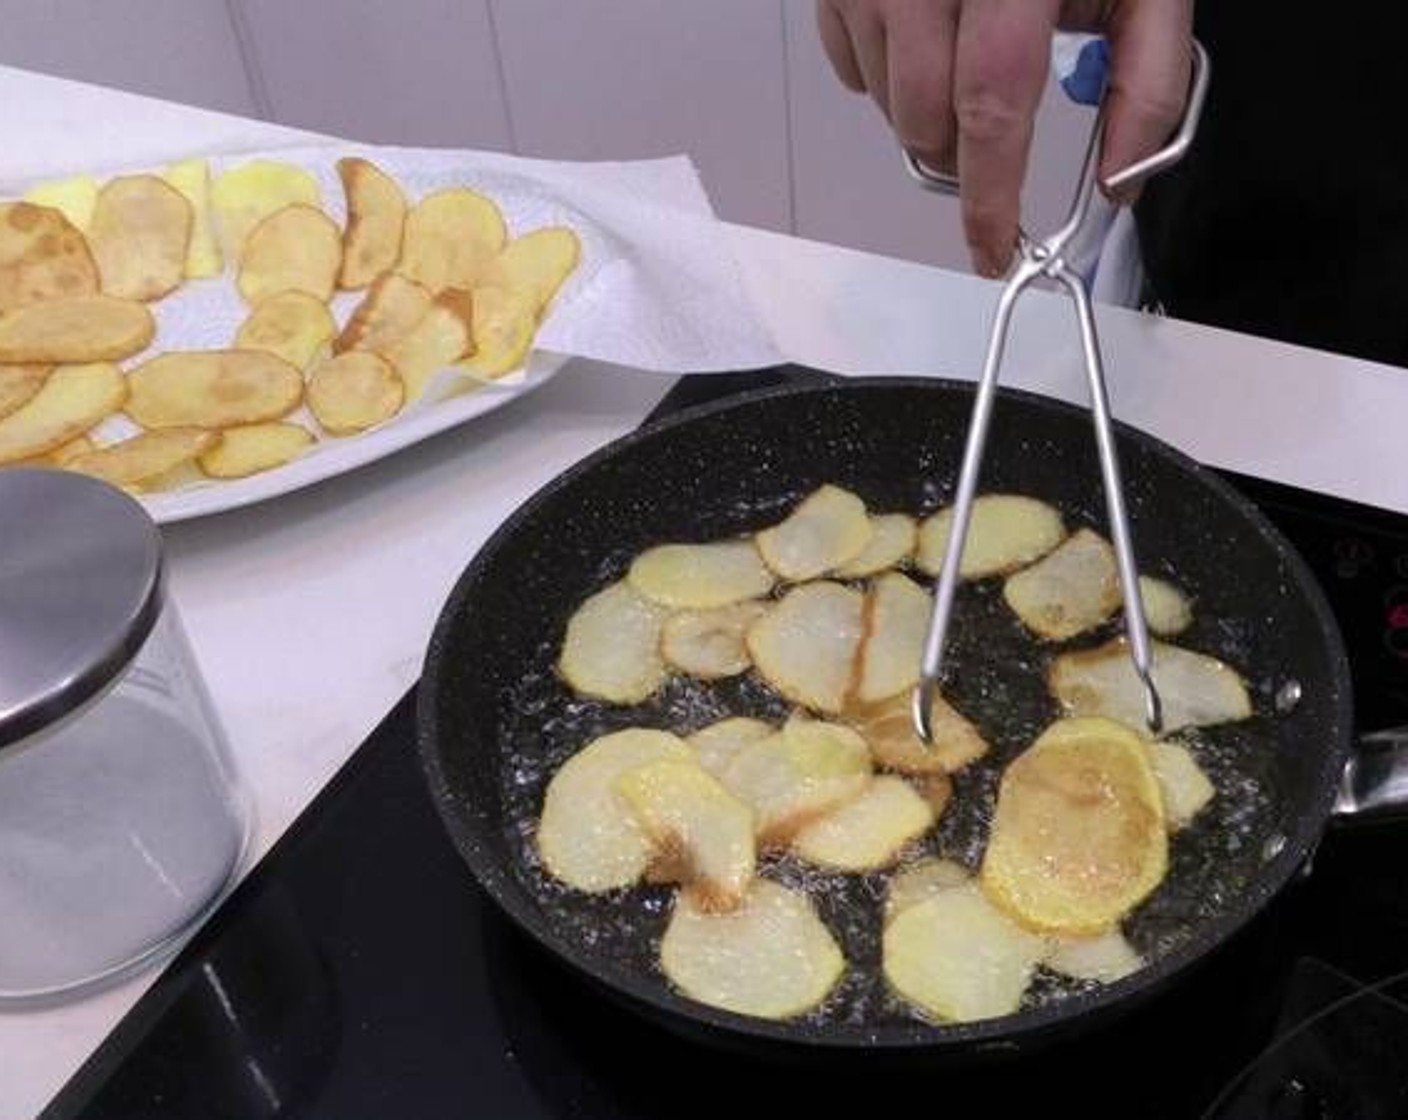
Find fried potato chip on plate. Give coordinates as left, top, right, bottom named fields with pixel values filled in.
left=0, top=363, right=126, bottom=465
left=67, top=427, right=217, bottom=490
left=745, top=581, right=865, bottom=714
left=336, top=157, right=407, bottom=290
left=13, top=433, right=95, bottom=469
left=558, top=579, right=668, bottom=704
left=884, top=857, right=971, bottom=925
left=235, top=290, right=336, bottom=371
left=0, top=202, right=100, bottom=312
left=399, top=187, right=507, bottom=292
left=0, top=365, right=48, bottom=421
left=1003, top=527, right=1121, bottom=641
left=23, top=175, right=99, bottom=232
left=198, top=422, right=314, bottom=479
left=125, top=350, right=302, bottom=429
left=832, top=512, right=917, bottom=578
left=87, top=174, right=193, bottom=301
left=459, top=283, right=537, bottom=379
left=376, top=288, right=472, bottom=403
left=160, top=159, right=223, bottom=279
left=661, top=600, right=769, bottom=679
left=847, top=689, right=989, bottom=774
left=0, top=294, right=154, bottom=364
left=686, top=717, right=775, bottom=779
left=854, top=571, right=930, bottom=704
left=628, top=539, right=775, bottom=610
left=917, top=493, right=1065, bottom=579
left=336, top=271, right=433, bottom=354
left=485, top=226, right=580, bottom=312
left=307, top=351, right=404, bottom=435
left=211, top=159, right=321, bottom=260
left=791, top=774, right=934, bottom=872
left=756, top=484, right=871, bottom=581
left=237, top=203, right=342, bottom=305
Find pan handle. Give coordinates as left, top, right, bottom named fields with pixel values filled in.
left=1333, top=726, right=1408, bottom=824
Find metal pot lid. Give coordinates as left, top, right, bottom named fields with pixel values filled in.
left=0, top=469, right=163, bottom=751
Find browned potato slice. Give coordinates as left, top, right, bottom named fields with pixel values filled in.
left=846, top=690, right=989, bottom=774
left=211, top=160, right=321, bottom=261
left=307, top=351, right=404, bottom=435
left=336, top=157, right=407, bottom=290
left=660, top=879, right=844, bottom=1020
left=854, top=572, right=930, bottom=704
left=335, top=271, right=433, bottom=354
left=629, top=540, right=775, bottom=610
left=0, top=295, right=154, bottom=363
left=1048, top=638, right=1253, bottom=736
left=125, top=351, right=302, bottom=429
left=614, top=759, right=755, bottom=911
left=917, top=494, right=1065, bottom=579
left=235, top=290, right=336, bottom=371
left=719, top=717, right=871, bottom=846
left=486, top=227, right=580, bottom=312
left=1045, top=930, right=1143, bottom=983
left=0, top=363, right=125, bottom=464
left=884, top=857, right=971, bottom=924
left=791, top=775, right=934, bottom=871
left=745, top=581, right=865, bottom=714
left=980, top=717, right=1168, bottom=935
left=23, top=176, right=98, bottom=232
left=160, top=159, right=222, bottom=279
left=883, top=882, right=1046, bottom=1022
left=1002, top=527, right=1121, bottom=640
left=87, top=175, right=193, bottom=301
left=537, top=728, right=694, bottom=892
left=198, top=422, right=313, bottom=479
left=399, top=187, right=507, bottom=292
left=67, top=427, right=216, bottom=490
left=0, top=365, right=48, bottom=421
left=459, top=283, right=537, bottom=379
left=661, top=600, right=769, bottom=679
left=0, top=201, right=100, bottom=312
left=1139, top=575, right=1193, bottom=637
left=377, top=289, right=473, bottom=403
left=237, top=203, right=342, bottom=305
left=1147, top=739, right=1215, bottom=830
left=756, top=484, right=871, bottom=581
left=558, top=580, right=668, bottom=703
left=687, top=717, right=775, bottom=779
left=832, top=513, right=917, bottom=578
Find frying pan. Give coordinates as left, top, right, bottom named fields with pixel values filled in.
left=417, top=374, right=1357, bottom=1057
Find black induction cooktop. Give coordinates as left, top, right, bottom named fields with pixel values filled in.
left=44, top=368, right=1408, bottom=1120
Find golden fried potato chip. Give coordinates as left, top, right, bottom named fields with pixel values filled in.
left=237, top=203, right=342, bottom=305
left=917, top=494, right=1066, bottom=580
left=336, top=157, right=407, bottom=290
left=486, top=226, right=580, bottom=312
left=629, top=540, right=775, bottom=609
left=197, top=421, right=313, bottom=479
left=0, top=363, right=126, bottom=464
left=334, top=271, right=432, bottom=354
left=160, top=159, right=223, bottom=279
left=307, top=351, right=404, bottom=435
left=376, top=288, right=472, bottom=402
left=0, top=295, right=154, bottom=363
left=0, top=202, right=100, bottom=312
left=87, top=175, right=193, bottom=301
left=399, top=188, right=506, bottom=292
left=846, top=690, right=989, bottom=775
left=235, top=290, right=336, bottom=371
left=460, top=283, right=537, bottom=379
left=0, top=365, right=48, bottom=421
left=211, top=160, right=321, bottom=261
left=67, top=427, right=217, bottom=490
left=13, top=433, right=95, bottom=469
left=23, top=175, right=99, bottom=232
left=126, top=350, right=302, bottom=429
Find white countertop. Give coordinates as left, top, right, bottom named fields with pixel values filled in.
left=3, top=63, right=1406, bottom=1120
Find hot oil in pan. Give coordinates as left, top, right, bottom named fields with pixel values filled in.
left=495, top=501, right=1282, bottom=1029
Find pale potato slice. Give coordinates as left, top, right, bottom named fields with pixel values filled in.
left=237, top=203, right=342, bottom=305
left=884, top=857, right=971, bottom=925
left=1147, top=739, right=1215, bottom=830
left=832, top=513, right=917, bottom=578
left=614, top=759, right=755, bottom=911
left=377, top=289, right=473, bottom=403
left=235, top=290, right=337, bottom=371
left=855, top=571, right=931, bottom=704
left=687, top=717, right=775, bottom=779
left=791, top=774, right=934, bottom=872
left=0, top=363, right=126, bottom=464
left=67, top=427, right=217, bottom=490
left=307, top=351, right=404, bottom=435
left=1139, top=575, right=1193, bottom=637
left=980, top=717, right=1168, bottom=935
left=0, top=201, right=100, bottom=312
left=628, top=540, right=775, bottom=610
left=661, top=879, right=844, bottom=1020
left=197, top=422, right=313, bottom=479
left=335, top=271, right=433, bottom=354
left=756, top=484, right=871, bottom=581
left=883, top=882, right=1046, bottom=1023
left=0, top=365, right=48, bottom=421
left=917, top=494, right=1065, bottom=579
left=399, top=187, right=507, bottom=292
left=1048, top=638, right=1253, bottom=736
left=846, top=690, right=989, bottom=774
left=160, top=159, right=222, bottom=279
left=1002, top=528, right=1121, bottom=641
left=336, top=157, right=407, bottom=290
left=745, top=581, right=865, bottom=714
left=1044, top=930, right=1143, bottom=984
left=211, top=160, right=321, bottom=261
left=719, top=717, right=872, bottom=846
left=0, top=295, right=153, bottom=363
left=125, top=350, right=302, bottom=429
left=87, top=175, right=193, bottom=301
left=558, top=580, right=668, bottom=704
left=485, top=227, right=580, bottom=312
left=537, top=728, right=693, bottom=892
left=459, top=283, right=537, bottom=379
left=23, top=175, right=99, bottom=231
left=661, top=601, right=769, bottom=679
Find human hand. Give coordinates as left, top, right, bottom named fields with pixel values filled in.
left=816, top=0, right=1193, bottom=277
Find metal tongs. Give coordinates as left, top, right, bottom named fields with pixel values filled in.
left=905, top=39, right=1211, bottom=746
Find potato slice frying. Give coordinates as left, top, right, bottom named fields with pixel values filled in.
left=1044, top=930, right=1143, bottom=984
left=400, top=187, right=507, bottom=292
left=884, top=857, right=971, bottom=925
left=307, top=351, right=404, bottom=435
left=1002, top=528, right=1121, bottom=641
left=1048, top=638, right=1253, bottom=736
left=87, top=175, right=193, bottom=301
left=211, top=160, right=321, bottom=261
left=537, top=728, right=694, bottom=892
left=846, top=690, right=989, bottom=774
left=980, top=717, right=1168, bottom=935
left=1147, top=739, right=1215, bottom=830
left=0, top=365, right=48, bottom=422
left=745, top=581, right=865, bottom=714
left=486, top=227, right=580, bottom=312
left=0, top=202, right=100, bottom=312
left=558, top=579, right=668, bottom=703
left=883, top=882, right=1046, bottom=1023
left=125, top=350, right=302, bottom=429
left=1139, top=575, right=1193, bottom=637
left=661, top=600, right=769, bottom=679
left=237, top=203, right=342, bottom=305
left=23, top=176, right=99, bottom=232
left=832, top=513, right=917, bottom=578
left=756, top=484, right=871, bottom=581
left=198, top=422, right=314, bottom=479
left=0, top=363, right=126, bottom=465
left=854, top=572, right=930, bottom=704
left=791, top=774, right=934, bottom=872
left=67, top=427, right=217, bottom=490
left=459, top=283, right=537, bottom=379
left=614, top=759, right=755, bottom=911
left=0, top=295, right=154, bottom=364
left=661, top=879, right=844, bottom=1020
left=687, top=717, right=775, bottom=779
left=917, top=494, right=1065, bottom=579
left=335, top=271, right=433, bottom=354
left=336, top=157, right=407, bottom=290
left=235, top=290, right=337, bottom=371
left=629, top=540, right=775, bottom=610
left=377, top=289, right=473, bottom=403
left=160, top=159, right=223, bottom=279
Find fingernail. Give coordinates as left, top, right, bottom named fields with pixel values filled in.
left=972, top=248, right=1007, bottom=280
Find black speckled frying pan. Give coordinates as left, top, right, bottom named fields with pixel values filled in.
left=417, top=375, right=1352, bottom=1057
